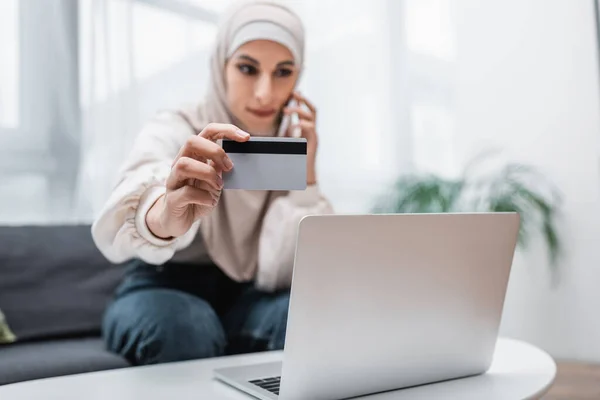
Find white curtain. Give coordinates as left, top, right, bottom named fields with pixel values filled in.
left=75, top=0, right=138, bottom=219
left=287, top=0, right=457, bottom=211
left=74, top=0, right=217, bottom=219
left=287, top=0, right=405, bottom=212
left=0, top=0, right=456, bottom=223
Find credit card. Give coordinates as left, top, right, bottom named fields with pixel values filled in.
left=222, top=137, right=307, bottom=191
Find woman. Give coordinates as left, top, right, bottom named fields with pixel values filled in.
left=91, top=0, right=333, bottom=365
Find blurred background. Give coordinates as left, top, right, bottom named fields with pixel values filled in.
left=1, top=0, right=600, bottom=394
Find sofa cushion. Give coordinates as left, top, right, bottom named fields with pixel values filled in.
left=0, top=225, right=125, bottom=342
left=0, top=337, right=129, bottom=385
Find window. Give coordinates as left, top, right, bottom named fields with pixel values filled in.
left=0, top=0, right=459, bottom=221
left=0, top=0, right=231, bottom=223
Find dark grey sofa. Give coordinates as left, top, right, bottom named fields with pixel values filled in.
left=0, top=225, right=130, bottom=385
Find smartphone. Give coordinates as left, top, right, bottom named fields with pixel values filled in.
left=277, top=97, right=301, bottom=138
left=222, top=137, right=307, bottom=191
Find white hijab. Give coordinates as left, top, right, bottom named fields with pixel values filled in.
left=175, top=0, right=306, bottom=281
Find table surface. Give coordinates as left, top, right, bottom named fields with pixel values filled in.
left=0, top=337, right=556, bottom=400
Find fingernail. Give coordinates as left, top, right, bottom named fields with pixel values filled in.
left=217, top=175, right=223, bottom=187
left=236, top=129, right=250, bottom=138
left=223, top=156, right=233, bottom=170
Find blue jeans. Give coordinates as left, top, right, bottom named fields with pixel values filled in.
left=102, top=260, right=290, bottom=365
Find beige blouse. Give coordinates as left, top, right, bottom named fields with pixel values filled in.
left=91, top=109, right=334, bottom=292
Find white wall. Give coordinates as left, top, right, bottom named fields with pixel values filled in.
left=451, top=0, right=600, bottom=362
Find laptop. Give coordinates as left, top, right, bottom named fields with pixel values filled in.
left=214, top=212, right=520, bottom=400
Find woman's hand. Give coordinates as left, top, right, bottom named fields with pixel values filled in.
left=146, top=123, right=250, bottom=239
left=283, top=91, right=318, bottom=185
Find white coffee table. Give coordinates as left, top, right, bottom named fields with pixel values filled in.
left=0, top=337, right=556, bottom=400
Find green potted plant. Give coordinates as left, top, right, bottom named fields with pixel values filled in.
left=372, top=152, right=563, bottom=272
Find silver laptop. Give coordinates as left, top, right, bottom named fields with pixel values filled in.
left=214, top=212, right=520, bottom=400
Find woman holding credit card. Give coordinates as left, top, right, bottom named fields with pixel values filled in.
left=91, top=0, right=333, bottom=366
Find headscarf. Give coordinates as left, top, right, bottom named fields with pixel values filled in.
left=175, top=0, right=306, bottom=281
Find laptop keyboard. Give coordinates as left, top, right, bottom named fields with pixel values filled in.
left=249, top=376, right=281, bottom=395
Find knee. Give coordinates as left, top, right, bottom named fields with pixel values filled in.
left=102, top=289, right=226, bottom=365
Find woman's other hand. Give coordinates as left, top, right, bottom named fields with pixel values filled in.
left=283, top=91, right=318, bottom=185
left=146, top=123, right=250, bottom=239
